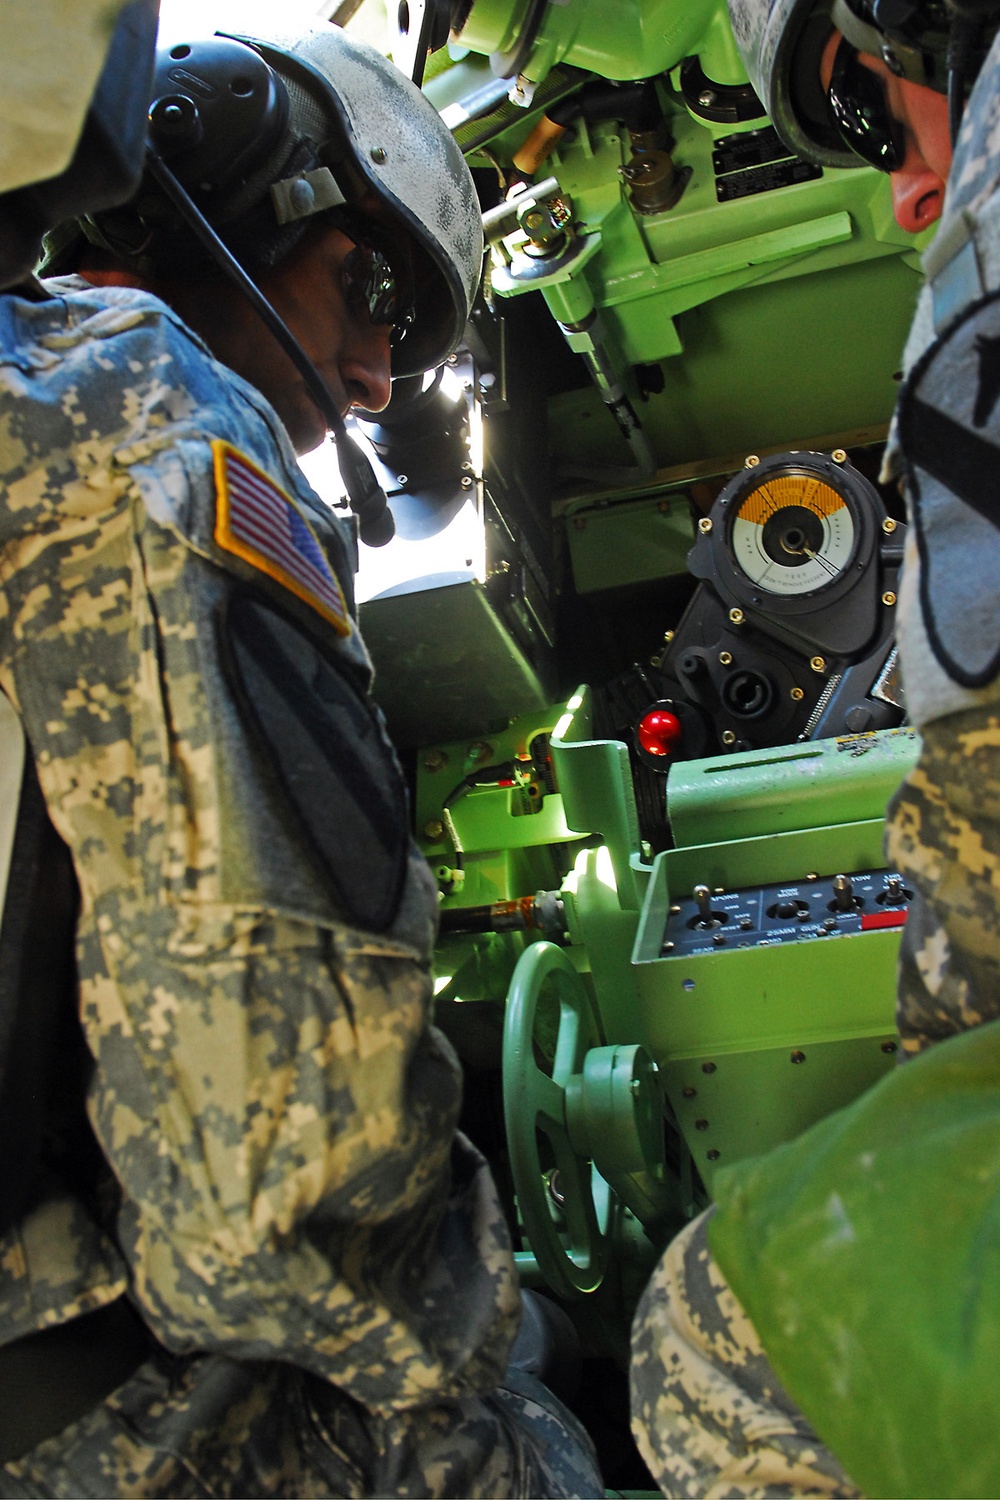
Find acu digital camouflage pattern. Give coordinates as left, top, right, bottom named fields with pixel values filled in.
left=0, top=278, right=600, bottom=1495
left=630, top=1214, right=860, bottom=1499
left=1, top=1353, right=598, bottom=1498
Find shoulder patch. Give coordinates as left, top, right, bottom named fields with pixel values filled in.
left=212, top=441, right=351, bottom=637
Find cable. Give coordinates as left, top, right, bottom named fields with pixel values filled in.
left=145, top=147, right=395, bottom=546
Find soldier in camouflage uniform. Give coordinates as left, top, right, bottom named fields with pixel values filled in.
left=631, top=2, right=1000, bottom=1493
left=0, top=17, right=601, bottom=1497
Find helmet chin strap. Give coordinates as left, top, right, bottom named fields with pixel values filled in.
left=145, top=148, right=395, bottom=548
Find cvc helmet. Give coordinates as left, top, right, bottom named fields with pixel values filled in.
left=85, top=20, right=483, bottom=377
left=727, top=0, right=999, bottom=168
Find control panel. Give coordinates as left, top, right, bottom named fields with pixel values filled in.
left=662, top=868, right=911, bottom=956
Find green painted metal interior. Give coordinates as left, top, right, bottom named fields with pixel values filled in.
left=403, top=0, right=931, bottom=1355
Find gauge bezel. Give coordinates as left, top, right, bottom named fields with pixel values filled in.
left=710, top=452, right=881, bottom=619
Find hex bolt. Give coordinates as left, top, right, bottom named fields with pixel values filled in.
left=424, top=819, right=444, bottom=841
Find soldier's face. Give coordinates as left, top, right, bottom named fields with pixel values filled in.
left=820, top=30, right=952, bottom=234
left=251, top=222, right=394, bottom=454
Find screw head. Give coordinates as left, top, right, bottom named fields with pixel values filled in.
left=882, top=517, right=897, bottom=534
left=729, top=607, right=745, bottom=626
left=718, top=651, right=733, bottom=666
left=698, top=517, right=713, bottom=534
left=370, top=146, right=387, bottom=163
left=882, top=590, right=897, bottom=607
left=695, top=1117, right=709, bottom=1131
left=721, top=729, right=736, bottom=745
left=832, top=448, right=847, bottom=463
left=745, top=454, right=760, bottom=468
left=791, top=686, right=805, bottom=701
left=810, top=655, right=827, bottom=673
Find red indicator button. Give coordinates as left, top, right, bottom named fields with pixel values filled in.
left=638, top=708, right=683, bottom=758
left=861, top=909, right=908, bottom=930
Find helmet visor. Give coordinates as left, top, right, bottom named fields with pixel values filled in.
left=827, top=37, right=905, bottom=172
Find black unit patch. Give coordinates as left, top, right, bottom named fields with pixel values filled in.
left=225, top=589, right=409, bottom=933
left=898, top=287, right=1000, bottom=689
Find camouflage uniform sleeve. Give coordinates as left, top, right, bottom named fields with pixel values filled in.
left=630, top=1212, right=861, bottom=1499
left=0, top=283, right=520, bottom=1412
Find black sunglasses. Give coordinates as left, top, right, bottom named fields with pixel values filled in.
left=334, top=215, right=415, bottom=346
left=827, top=37, right=905, bottom=173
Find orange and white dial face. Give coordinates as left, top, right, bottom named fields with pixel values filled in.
left=730, top=472, right=855, bottom=595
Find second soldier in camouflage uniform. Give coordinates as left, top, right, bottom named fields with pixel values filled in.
left=631, top=3, right=1000, bottom=1494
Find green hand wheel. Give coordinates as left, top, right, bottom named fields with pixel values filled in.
left=502, top=940, right=610, bottom=1298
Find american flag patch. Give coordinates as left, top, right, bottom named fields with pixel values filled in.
left=212, top=442, right=350, bottom=637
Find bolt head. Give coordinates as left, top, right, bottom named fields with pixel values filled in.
left=370, top=146, right=387, bottom=164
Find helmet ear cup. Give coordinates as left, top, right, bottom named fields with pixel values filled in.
left=148, top=38, right=290, bottom=199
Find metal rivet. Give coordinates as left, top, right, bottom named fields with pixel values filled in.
left=695, top=1118, right=709, bottom=1131
left=707, top=1149, right=720, bottom=1161
left=682, top=1086, right=697, bottom=1098
left=370, top=146, right=387, bottom=163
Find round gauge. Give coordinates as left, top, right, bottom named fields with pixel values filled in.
left=729, top=471, right=857, bottom=596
